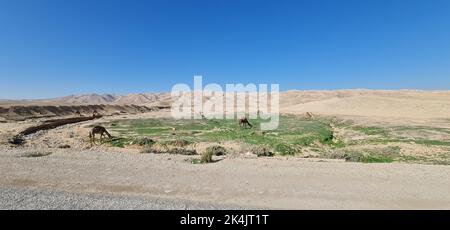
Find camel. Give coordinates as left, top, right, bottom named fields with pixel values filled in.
left=89, top=126, right=112, bottom=145
left=305, top=112, right=314, bottom=120
left=75, top=111, right=82, bottom=117
left=92, top=110, right=99, bottom=117
left=239, top=117, right=253, bottom=129
left=171, top=127, right=177, bottom=135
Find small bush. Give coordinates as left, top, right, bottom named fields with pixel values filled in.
left=275, top=143, right=298, bottom=155
left=327, top=151, right=394, bottom=163
left=140, top=145, right=154, bottom=153
left=162, top=139, right=192, bottom=147
left=141, top=141, right=197, bottom=155
left=109, top=138, right=129, bottom=148
left=135, top=137, right=155, bottom=146
left=205, top=145, right=227, bottom=156
left=190, top=158, right=202, bottom=164
left=251, top=146, right=274, bottom=157
left=201, top=149, right=214, bottom=163
left=168, top=148, right=197, bottom=155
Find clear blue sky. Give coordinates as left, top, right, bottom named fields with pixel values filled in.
left=1, top=0, right=450, bottom=99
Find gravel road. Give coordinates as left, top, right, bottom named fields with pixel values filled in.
left=0, top=187, right=244, bottom=210
left=1, top=147, right=450, bottom=209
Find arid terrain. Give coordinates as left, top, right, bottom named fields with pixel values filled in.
left=1, top=90, right=450, bottom=209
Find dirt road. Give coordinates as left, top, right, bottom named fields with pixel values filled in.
left=1, top=147, right=449, bottom=209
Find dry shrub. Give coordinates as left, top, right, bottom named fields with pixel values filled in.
left=205, top=145, right=227, bottom=156
left=141, top=139, right=196, bottom=155
left=135, top=137, right=155, bottom=146
left=251, top=146, right=274, bottom=157
left=168, top=148, right=197, bottom=155
left=166, top=139, right=191, bottom=147
left=201, top=149, right=213, bottom=163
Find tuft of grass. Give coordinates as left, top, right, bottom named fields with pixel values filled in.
left=162, top=139, right=192, bottom=147
left=357, top=154, right=395, bottom=163
left=108, top=137, right=131, bottom=148
left=140, top=145, right=154, bottom=153
left=134, top=137, right=155, bottom=146
left=325, top=146, right=400, bottom=163
left=140, top=139, right=196, bottom=155
left=167, top=148, right=197, bottom=155
left=352, top=126, right=389, bottom=136
left=343, top=152, right=395, bottom=163
left=201, top=149, right=214, bottom=163
left=205, top=145, right=227, bottom=156
left=274, top=143, right=299, bottom=155
left=250, top=146, right=274, bottom=157
left=190, top=158, right=202, bottom=164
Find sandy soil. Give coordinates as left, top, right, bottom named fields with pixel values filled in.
left=1, top=147, right=449, bottom=209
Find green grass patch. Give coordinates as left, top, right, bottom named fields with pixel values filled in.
left=107, top=115, right=338, bottom=156
left=352, top=126, right=389, bottom=136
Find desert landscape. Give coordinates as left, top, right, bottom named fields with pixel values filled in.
left=1, top=90, right=450, bottom=209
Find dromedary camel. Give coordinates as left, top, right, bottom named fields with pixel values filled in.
left=89, top=126, right=112, bottom=145
left=239, top=117, right=253, bottom=129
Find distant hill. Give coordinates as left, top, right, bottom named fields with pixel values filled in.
left=2, top=90, right=450, bottom=120
left=0, top=93, right=172, bottom=106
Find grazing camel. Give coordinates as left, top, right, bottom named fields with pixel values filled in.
left=305, top=112, right=314, bottom=120
left=171, top=127, right=177, bottom=135
left=92, top=110, right=99, bottom=117
left=75, top=111, right=82, bottom=117
left=239, top=117, right=253, bottom=129
left=89, top=126, right=112, bottom=145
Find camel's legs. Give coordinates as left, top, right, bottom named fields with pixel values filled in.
left=89, top=132, right=96, bottom=147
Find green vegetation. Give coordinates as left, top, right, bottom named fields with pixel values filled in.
left=201, top=148, right=214, bottom=163
left=352, top=126, right=389, bottom=137
left=250, top=146, right=274, bottom=157
left=327, top=147, right=398, bottom=163
left=141, top=139, right=197, bottom=155
left=101, top=115, right=450, bottom=165
left=356, top=154, right=395, bottom=163
left=107, top=115, right=340, bottom=155
left=205, top=145, right=227, bottom=156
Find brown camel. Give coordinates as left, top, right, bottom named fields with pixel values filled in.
left=92, top=110, right=99, bottom=117
left=89, top=126, right=112, bottom=145
left=239, top=117, right=253, bottom=129
left=305, top=112, right=314, bottom=120
left=75, top=111, right=82, bottom=117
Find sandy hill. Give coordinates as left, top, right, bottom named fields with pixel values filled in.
left=54, top=94, right=119, bottom=104
left=2, top=90, right=450, bottom=120
left=280, top=90, right=450, bottom=119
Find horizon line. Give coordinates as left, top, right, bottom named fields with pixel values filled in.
left=2, top=88, right=450, bottom=101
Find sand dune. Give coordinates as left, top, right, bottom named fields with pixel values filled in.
left=2, top=90, right=450, bottom=120
left=281, top=90, right=450, bottom=119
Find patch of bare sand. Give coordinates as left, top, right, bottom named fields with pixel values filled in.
left=281, top=90, right=450, bottom=121
left=0, top=147, right=449, bottom=209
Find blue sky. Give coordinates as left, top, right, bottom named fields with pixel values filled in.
left=1, top=0, right=450, bottom=99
